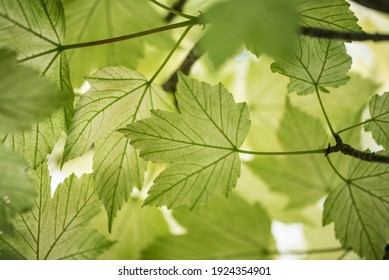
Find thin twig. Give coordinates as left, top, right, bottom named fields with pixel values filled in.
left=60, top=19, right=198, bottom=51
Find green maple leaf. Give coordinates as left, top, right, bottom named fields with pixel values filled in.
left=121, top=73, right=250, bottom=209
left=324, top=155, right=389, bottom=259
left=142, top=194, right=274, bottom=259
left=365, top=92, right=389, bottom=149
left=271, top=36, right=352, bottom=95
left=298, top=0, right=361, bottom=31
left=0, top=162, right=113, bottom=259
left=63, top=66, right=174, bottom=231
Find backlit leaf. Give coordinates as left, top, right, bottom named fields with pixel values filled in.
left=121, top=73, right=250, bottom=209
left=324, top=155, right=389, bottom=259
left=0, top=162, right=113, bottom=259
left=365, top=92, right=389, bottom=149
left=0, top=0, right=73, bottom=122
left=298, top=0, right=361, bottom=31
left=271, top=36, right=352, bottom=95
left=142, top=194, right=274, bottom=259
left=63, top=66, right=173, bottom=230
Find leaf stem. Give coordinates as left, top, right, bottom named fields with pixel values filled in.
left=237, top=148, right=326, bottom=156
left=150, top=0, right=195, bottom=20
left=315, top=87, right=336, bottom=136
left=60, top=19, right=198, bottom=51
left=337, top=119, right=373, bottom=134
left=149, top=25, right=193, bottom=84
left=326, top=157, right=348, bottom=183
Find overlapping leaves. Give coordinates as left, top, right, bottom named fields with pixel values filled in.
left=0, top=48, right=67, bottom=133
left=121, top=73, right=250, bottom=209
left=0, top=162, right=113, bottom=259
left=63, top=66, right=173, bottom=231
left=142, top=194, right=274, bottom=259
left=0, top=0, right=73, bottom=169
left=62, top=0, right=173, bottom=86
left=324, top=156, right=389, bottom=259
left=271, top=36, right=352, bottom=95
left=271, top=0, right=359, bottom=95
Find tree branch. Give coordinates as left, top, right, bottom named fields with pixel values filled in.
left=300, top=26, right=389, bottom=42
left=165, top=0, right=189, bottom=21
left=351, top=0, right=389, bottom=14
left=326, top=134, right=389, bottom=164
left=162, top=44, right=204, bottom=93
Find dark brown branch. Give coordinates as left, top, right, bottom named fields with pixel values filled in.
left=165, top=0, right=188, bottom=22
left=162, top=44, right=204, bottom=93
left=351, top=0, right=389, bottom=14
left=161, top=0, right=204, bottom=94
left=326, top=134, right=389, bottom=164
left=300, top=26, right=389, bottom=42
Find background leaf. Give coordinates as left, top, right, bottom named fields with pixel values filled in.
left=122, top=73, right=250, bottom=209
left=0, top=162, right=113, bottom=259
left=248, top=101, right=332, bottom=208
left=271, top=36, right=352, bottom=95
left=201, top=0, right=298, bottom=66
left=142, top=194, right=274, bottom=259
left=365, top=92, right=389, bottom=149
left=0, top=144, right=35, bottom=233
left=324, top=155, right=389, bottom=259
left=0, top=48, right=67, bottom=133
left=90, top=197, right=170, bottom=260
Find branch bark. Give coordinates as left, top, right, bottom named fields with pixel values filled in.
left=351, top=0, right=389, bottom=14
left=300, top=26, right=389, bottom=42
left=326, top=134, right=389, bottom=164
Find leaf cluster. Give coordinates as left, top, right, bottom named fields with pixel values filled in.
left=0, top=0, right=389, bottom=260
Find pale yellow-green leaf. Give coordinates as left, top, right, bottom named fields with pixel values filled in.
left=324, top=155, right=389, bottom=259
left=0, top=162, right=113, bottom=259
left=121, top=74, right=250, bottom=209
